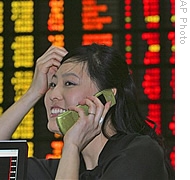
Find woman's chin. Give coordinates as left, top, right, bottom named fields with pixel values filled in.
left=47, top=120, right=61, bottom=134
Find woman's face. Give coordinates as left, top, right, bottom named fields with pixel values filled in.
left=44, top=61, right=99, bottom=134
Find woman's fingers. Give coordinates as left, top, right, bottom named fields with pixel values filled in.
left=37, top=45, right=68, bottom=76
left=85, top=96, right=111, bottom=126
left=29, top=45, right=68, bottom=96
left=71, top=95, right=111, bottom=129
left=37, top=45, right=68, bottom=64
left=64, top=95, right=111, bottom=151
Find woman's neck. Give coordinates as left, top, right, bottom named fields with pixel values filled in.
left=81, top=133, right=108, bottom=170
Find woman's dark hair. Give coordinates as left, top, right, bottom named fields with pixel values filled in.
left=61, top=43, right=158, bottom=139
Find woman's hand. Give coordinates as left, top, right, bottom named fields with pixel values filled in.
left=56, top=96, right=111, bottom=179
left=63, top=96, right=112, bottom=152
left=28, top=45, right=68, bottom=97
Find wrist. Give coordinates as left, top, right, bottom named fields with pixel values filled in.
left=19, top=88, right=43, bottom=108
left=62, top=142, right=80, bottom=154
left=56, top=143, right=80, bottom=180
left=26, top=87, right=44, bottom=100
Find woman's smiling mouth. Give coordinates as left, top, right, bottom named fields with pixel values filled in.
left=50, top=107, right=67, bottom=117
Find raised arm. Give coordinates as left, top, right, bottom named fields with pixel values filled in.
left=0, top=45, right=67, bottom=140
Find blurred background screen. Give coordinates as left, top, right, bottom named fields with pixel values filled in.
left=0, top=0, right=175, bottom=169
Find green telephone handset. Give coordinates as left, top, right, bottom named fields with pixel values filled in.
left=56, top=89, right=116, bottom=135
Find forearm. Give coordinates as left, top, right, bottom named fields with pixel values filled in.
left=55, top=144, right=80, bottom=180
left=0, top=89, right=42, bottom=140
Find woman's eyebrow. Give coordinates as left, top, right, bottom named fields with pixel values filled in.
left=62, top=72, right=80, bottom=79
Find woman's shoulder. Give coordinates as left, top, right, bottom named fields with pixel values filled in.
left=126, top=133, right=163, bottom=152
left=126, top=134, right=165, bottom=161
left=102, top=133, right=164, bottom=160
left=111, top=133, right=161, bottom=149
left=98, top=134, right=170, bottom=180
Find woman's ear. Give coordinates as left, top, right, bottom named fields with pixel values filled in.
left=111, top=88, right=117, bottom=96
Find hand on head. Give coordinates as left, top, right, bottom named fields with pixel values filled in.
left=28, top=45, right=68, bottom=97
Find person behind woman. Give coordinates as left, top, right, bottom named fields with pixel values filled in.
left=0, top=44, right=174, bottom=179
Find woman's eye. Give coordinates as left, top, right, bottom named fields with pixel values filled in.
left=65, top=81, right=75, bottom=86
left=49, top=82, right=56, bottom=88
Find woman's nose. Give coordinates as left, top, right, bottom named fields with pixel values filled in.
left=49, top=86, right=63, bottom=101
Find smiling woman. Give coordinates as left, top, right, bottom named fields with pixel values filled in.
left=44, top=61, right=99, bottom=134
left=0, top=44, right=174, bottom=180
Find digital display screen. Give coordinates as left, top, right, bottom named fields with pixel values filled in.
left=0, top=0, right=175, bottom=168
left=0, top=149, right=19, bottom=180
